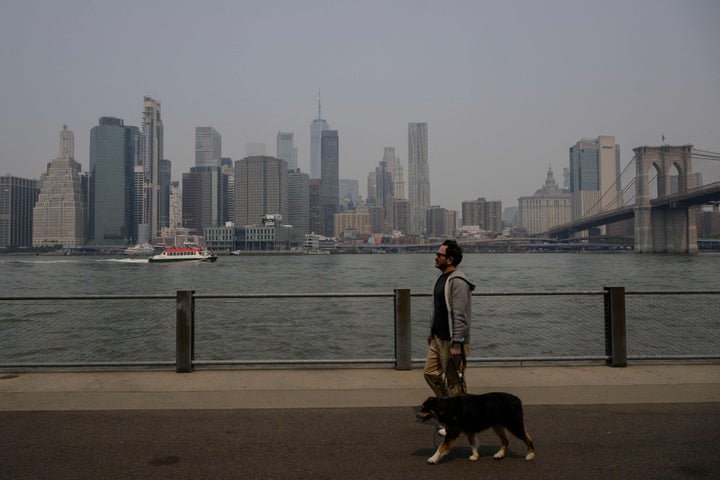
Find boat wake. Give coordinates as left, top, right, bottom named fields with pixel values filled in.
left=97, top=258, right=149, bottom=264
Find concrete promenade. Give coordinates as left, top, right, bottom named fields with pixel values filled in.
left=1, top=364, right=719, bottom=479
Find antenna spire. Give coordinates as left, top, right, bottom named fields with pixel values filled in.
left=317, top=90, right=322, bottom=120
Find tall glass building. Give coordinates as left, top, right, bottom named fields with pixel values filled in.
left=0, top=175, right=39, bottom=247
left=408, top=122, right=430, bottom=236
left=142, top=96, right=163, bottom=239
left=277, top=131, right=296, bottom=171
left=320, top=130, right=339, bottom=237
left=195, top=127, right=222, bottom=168
left=310, top=95, right=329, bottom=179
left=89, top=117, right=136, bottom=245
left=569, top=136, right=621, bottom=231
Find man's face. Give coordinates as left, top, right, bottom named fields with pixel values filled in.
left=434, top=245, right=453, bottom=271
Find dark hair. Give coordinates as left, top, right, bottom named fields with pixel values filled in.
left=442, top=239, right=463, bottom=266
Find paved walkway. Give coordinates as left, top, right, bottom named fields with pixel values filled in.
left=1, top=364, right=719, bottom=479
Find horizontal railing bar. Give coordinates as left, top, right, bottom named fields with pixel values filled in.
left=194, top=358, right=394, bottom=366
left=194, top=293, right=395, bottom=299
left=0, top=361, right=176, bottom=368
left=412, top=355, right=610, bottom=363
left=625, top=290, right=720, bottom=295
left=0, top=295, right=176, bottom=301
left=3, top=290, right=718, bottom=303
left=629, top=354, right=720, bottom=360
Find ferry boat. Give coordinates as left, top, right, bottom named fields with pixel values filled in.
left=148, top=246, right=218, bottom=263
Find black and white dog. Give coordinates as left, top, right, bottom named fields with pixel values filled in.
left=416, top=392, right=535, bottom=464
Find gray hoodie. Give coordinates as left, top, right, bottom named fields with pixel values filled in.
left=437, top=269, right=476, bottom=345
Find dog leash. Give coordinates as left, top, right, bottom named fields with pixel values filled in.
left=446, top=350, right=467, bottom=395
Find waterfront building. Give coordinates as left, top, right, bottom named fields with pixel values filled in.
left=393, top=199, right=410, bottom=235
left=0, top=175, right=39, bottom=247
left=308, top=178, right=322, bottom=235
left=182, top=166, right=226, bottom=235
left=320, top=130, right=339, bottom=237
left=334, top=207, right=371, bottom=238
left=141, top=96, right=164, bottom=240
left=310, top=94, right=329, bottom=179
left=195, top=127, right=221, bottom=168
left=427, top=205, right=458, bottom=238
left=517, top=167, right=571, bottom=235
left=33, top=126, right=86, bottom=246
left=461, top=198, right=503, bottom=234
left=276, top=132, right=296, bottom=171
left=234, top=156, right=288, bottom=227
left=287, top=169, right=310, bottom=234
left=89, top=117, right=136, bottom=245
left=169, top=181, right=182, bottom=230
left=569, top=136, right=621, bottom=234
left=221, top=158, right=234, bottom=224
left=158, top=158, right=171, bottom=231
left=408, top=122, right=430, bottom=236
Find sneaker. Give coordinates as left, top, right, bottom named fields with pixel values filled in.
left=437, top=427, right=446, bottom=437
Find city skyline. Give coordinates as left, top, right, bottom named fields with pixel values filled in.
left=1, top=1, right=719, bottom=212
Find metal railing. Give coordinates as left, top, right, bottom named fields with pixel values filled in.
left=1, top=288, right=718, bottom=371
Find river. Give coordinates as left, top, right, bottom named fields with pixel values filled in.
left=1, top=252, right=718, bottom=365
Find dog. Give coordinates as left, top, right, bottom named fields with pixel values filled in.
left=416, top=392, right=535, bottom=464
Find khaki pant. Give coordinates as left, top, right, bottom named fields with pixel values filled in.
left=423, top=337, right=470, bottom=397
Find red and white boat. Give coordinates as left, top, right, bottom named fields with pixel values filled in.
left=148, top=246, right=218, bottom=263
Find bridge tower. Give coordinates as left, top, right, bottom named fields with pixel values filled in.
left=633, top=145, right=697, bottom=253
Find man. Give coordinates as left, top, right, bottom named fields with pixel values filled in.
left=423, top=239, right=475, bottom=400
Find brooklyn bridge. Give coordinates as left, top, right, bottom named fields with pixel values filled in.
left=546, top=145, right=720, bottom=253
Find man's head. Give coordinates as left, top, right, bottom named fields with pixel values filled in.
left=435, top=239, right=463, bottom=272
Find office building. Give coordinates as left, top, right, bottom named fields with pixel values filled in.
left=287, top=169, right=310, bottom=234
left=310, top=95, right=329, bottom=179
left=517, top=167, right=571, bottom=235
left=393, top=199, right=410, bottom=235
left=384, top=147, right=405, bottom=200
left=308, top=179, right=322, bottom=235
left=461, top=198, right=503, bottom=234
left=158, top=158, right=171, bottom=231
left=0, top=175, right=39, bottom=247
left=427, top=206, right=458, bottom=238
left=33, top=126, right=86, bottom=246
left=195, top=127, right=222, bottom=168
left=182, top=166, right=226, bottom=235
left=89, top=117, right=136, bottom=245
left=141, top=96, right=164, bottom=239
left=276, top=132, right=296, bottom=171
left=320, top=130, right=339, bottom=237
left=221, top=158, right=234, bottom=224
left=408, top=122, right=430, bottom=235
left=569, top=136, right=621, bottom=234
left=234, top=156, right=288, bottom=227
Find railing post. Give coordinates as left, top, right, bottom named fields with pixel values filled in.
left=176, top=290, right=195, bottom=373
left=394, top=289, right=412, bottom=370
left=604, top=286, right=627, bottom=367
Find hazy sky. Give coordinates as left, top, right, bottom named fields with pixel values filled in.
left=1, top=0, right=719, bottom=211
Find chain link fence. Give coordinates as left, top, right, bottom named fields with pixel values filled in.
left=1, top=290, right=718, bottom=368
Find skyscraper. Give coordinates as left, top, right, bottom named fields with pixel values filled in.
left=195, top=127, right=222, bottom=168
left=310, top=94, right=329, bottom=179
left=461, top=198, right=503, bottom=234
left=287, top=169, right=310, bottom=233
left=182, top=166, right=225, bottom=235
left=408, top=122, right=430, bottom=235
left=141, top=96, right=163, bottom=239
left=320, top=130, right=339, bottom=237
left=234, top=156, right=288, bottom=227
left=89, top=117, right=135, bottom=245
left=276, top=132, right=296, bottom=171
left=383, top=147, right=405, bottom=200
left=569, top=136, right=621, bottom=234
left=33, top=126, right=86, bottom=246
left=0, top=175, right=39, bottom=247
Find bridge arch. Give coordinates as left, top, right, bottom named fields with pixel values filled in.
left=633, top=145, right=697, bottom=253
